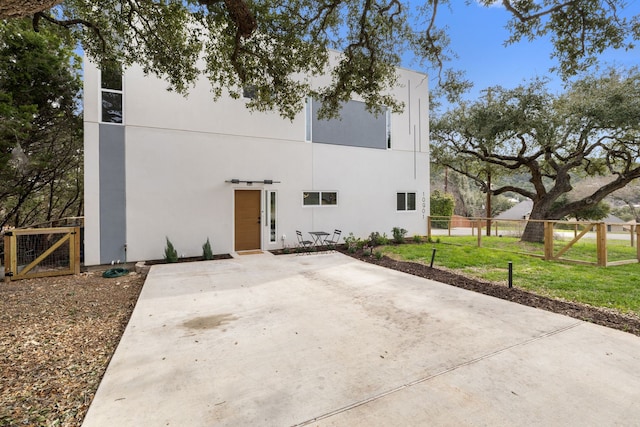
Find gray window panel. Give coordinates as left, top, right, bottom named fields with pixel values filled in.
left=311, top=99, right=386, bottom=149
left=99, top=124, right=126, bottom=264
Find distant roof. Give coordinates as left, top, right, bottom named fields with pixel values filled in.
left=495, top=200, right=533, bottom=220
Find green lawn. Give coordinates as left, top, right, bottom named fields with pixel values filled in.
left=433, top=234, right=638, bottom=263
left=382, top=240, right=640, bottom=316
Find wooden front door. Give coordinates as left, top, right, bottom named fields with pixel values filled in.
left=234, top=190, right=261, bottom=251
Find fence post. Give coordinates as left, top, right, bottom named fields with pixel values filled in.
left=636, top=225, right=640, bottom=262
left=544, top=221, right=554, bottom=260
left=73, top=227, right=81, bottom=275
left=427, top=216, right=432, bottom=240
left=596, top=223, right=607, bottom=267
left=477, top=220, right=482, bottom=247
left=448, top=217, right=452, bottom=237
left=4, top=232, right=17, bottom=283
left=631, top=224, right=635, bottom=248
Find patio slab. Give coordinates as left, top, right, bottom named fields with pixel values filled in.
left=82, top=252, right=640, bottom=426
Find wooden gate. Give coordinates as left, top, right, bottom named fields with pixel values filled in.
left=3, top=227, right=81, bottom=282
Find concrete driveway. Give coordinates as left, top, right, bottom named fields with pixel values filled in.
left=82, top=252, right=640, bottom=426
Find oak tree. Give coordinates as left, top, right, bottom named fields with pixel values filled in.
left=1, top=1, right=638, bottom=118
left=430, top=69, right=640, bottom=242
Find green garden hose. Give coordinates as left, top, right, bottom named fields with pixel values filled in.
left=102, top=267, right=129, bottom=278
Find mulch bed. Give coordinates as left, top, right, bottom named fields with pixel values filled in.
left=0, top=271, right=145, bottom=427
left=338, top=247, right=640, bottom=337
left=144, top=254, right=233, bottom=265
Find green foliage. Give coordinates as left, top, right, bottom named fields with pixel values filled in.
left=368, top=232, right=390, bottom=247
left=164, top=237, right=179, bottom=263
left=413, top=235, right=422, bottom=243
left=383, top=240, right=640, bottom=315
left=430, top=191, right=455, bottom=228
left=0, top=18, right=83, bottom=228
left=374, top=250, right=384, bottom=260
left=3, top=1, right=637, bottom=115
left=392, top=227, right=407, bottom=244
left=202, top=238, right=214, bottom=260
left=345, top=232, right=365, bottom=251
left=431, top=69, right=640, bottom=242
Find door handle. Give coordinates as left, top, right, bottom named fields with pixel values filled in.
left=257, top=217, right=261, bottom=225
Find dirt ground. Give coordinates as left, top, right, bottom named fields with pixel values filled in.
left=2, top=251, right=640, bottom=426
left=0, top=270, right=145, bottom=427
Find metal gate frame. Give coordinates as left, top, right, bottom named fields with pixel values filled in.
left=3, top=226, right=81, bottom=282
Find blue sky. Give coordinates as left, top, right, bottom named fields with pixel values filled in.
left=408, top=1, right=640, bottom=106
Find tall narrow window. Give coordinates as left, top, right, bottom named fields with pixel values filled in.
left=386, top=108, right=391, bottom=149
left=269, top=191, right=277, bottom=243
left=101, top=63, right=123, bottom=124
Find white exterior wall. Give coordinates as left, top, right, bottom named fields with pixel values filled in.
left=84, top=56, right=429, bottom=265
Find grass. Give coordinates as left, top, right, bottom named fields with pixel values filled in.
left=433, top=234, right=638, bottom=263
left=382, top=239, right=640, bottom=316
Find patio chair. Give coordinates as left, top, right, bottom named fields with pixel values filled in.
left=296, top=230, right=314, bottom=253
left=324, top=229, right=342, bottom=249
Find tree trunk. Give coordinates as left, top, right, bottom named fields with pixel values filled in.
left=521, top=220, right=545, bottom=242
left=520, top=200, right=558, bottom=243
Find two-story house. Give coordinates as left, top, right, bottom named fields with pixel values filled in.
left=83, top=55, right=430, bottom=265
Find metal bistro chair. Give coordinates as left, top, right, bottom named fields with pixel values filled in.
left=296, top=230, right=314, bottom=254
left=324, top=229, right=342, bottom=250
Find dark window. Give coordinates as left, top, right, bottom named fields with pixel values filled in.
left=101, top=63, right=123, bottom=124
left=397, top=192, right=416, bottom=211
left=101, top=92, right=123, bottom=123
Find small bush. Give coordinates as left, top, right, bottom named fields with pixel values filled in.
left=345, top=232, right=364, bottom=251
left=368, top=232, right=390, bottom=247
left=392, top=227, right=407, bottom=244
left=164, top=237, right=179, bottom=263
left=413, top=234, right=422, bottom=243
left=202, top=238, right=214, bottom=260
left=362, top=246, right=372, bottom=256
left=374, top=250, right=383, bottom=260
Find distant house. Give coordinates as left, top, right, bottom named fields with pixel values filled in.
left=83, top=53, right=430, bottom=265
left=494, top=199, right=629, bottom=232
left=495, top=200, right=533, bottom=221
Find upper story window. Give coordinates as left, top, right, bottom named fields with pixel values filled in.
left=397, top=192, right=416, bottom=211
left=101, top=63, right=123, bottom=124
left=243, top=85, right=257, bottom=100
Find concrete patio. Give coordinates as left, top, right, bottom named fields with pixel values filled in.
left=82, top=252, right=640, bottom=426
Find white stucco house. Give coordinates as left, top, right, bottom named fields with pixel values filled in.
left=83, top=55, right=430, bottom=265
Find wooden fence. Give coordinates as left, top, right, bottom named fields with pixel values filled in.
left=427, top=216, right=640, bottom=267
left=3, top=226, right=81, bottom=282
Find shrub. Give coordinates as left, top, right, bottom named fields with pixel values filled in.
left=392, top=227, right=407, bottom=244
left=413, top=234, right=422, bottom=243
left=164, top=237, right=179, bottom=263
left=374, top=250, right=383, bottom=260
left=345, top=232, right=364, bottom=251
left=430, top=190, right=455, bottom=228
left=368, top=231, right=390, bottom=247
left=202, top=238, right=214, bottom=260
